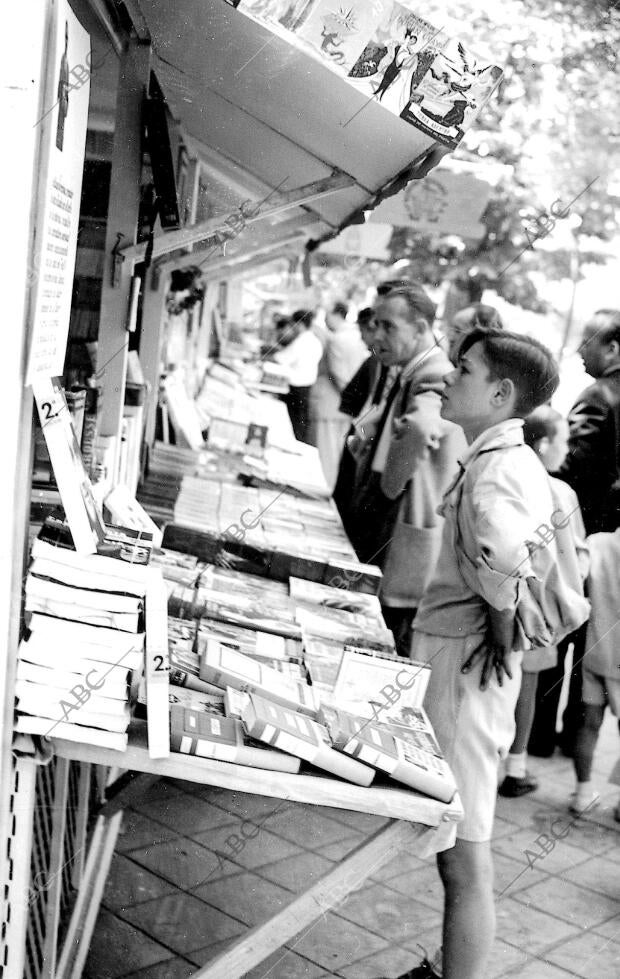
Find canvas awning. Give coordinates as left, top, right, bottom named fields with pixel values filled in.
left=121, top=0, right=447, bottom=272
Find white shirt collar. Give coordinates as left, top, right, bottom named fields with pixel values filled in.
left=459, top=418, right=524, bottom=469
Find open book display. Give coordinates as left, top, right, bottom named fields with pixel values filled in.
left=164, top=478, right=381, bottom=594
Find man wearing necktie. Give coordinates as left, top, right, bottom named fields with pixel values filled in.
left=349, top=281, right=465, bottom=655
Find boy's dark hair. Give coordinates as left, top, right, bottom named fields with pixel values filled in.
left=589, top=308, right=620, bottom=346
left=459, top=328, right=560, bottom=416
left=332, top=302, right=348, bottom=319
left=523, top=405, right=563, bottom=449
left=291, top=309, right=314, bottom=330
left=375, top=280, right=436, bottom=328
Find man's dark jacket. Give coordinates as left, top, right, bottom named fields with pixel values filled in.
left=555, top=366, right=620, bottom=534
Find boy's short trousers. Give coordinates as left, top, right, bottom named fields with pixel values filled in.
left=522, top=643, right=558, bottom=674
left=582, top=667, right=620, bottom=716
left=411, top=631, right=522, bottom=843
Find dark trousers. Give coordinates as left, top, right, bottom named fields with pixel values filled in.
left=382, top=606, right=417, bottom=659
left=528, top=624, right=586, bottom=756
left=284, top=385, right=315, bottom=445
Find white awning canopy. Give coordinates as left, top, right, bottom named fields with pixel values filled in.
left=124, top=0, right=443, bottom=271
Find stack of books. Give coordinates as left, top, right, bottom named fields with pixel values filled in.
left=16, top=530, right=149, bottom=751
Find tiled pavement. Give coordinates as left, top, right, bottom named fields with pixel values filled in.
left=84, top=714, right=620, bottom=979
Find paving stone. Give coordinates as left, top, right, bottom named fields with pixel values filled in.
left=193, top=824, right=302, bottom=869
left=116, top=812, right=179, bottom=852
left=102, top=854, right=179, bottom=912
left=592, top=912, right=620, bottom=940
left=257, top=850, right=336, bottom=893
left=498, top=957, right=577, bottom=978
left=493, top=850, right=548, bottom=898
left=129, top=837, right=242, bottom=889
left=515, top=875, right=619, bottom=931
left=314, top=834, right=368, bottom=861
left=561, top=853, right=620, bottom=898
left=383, top=862, right=443, bottom=909
left=119, top=891, right=244, bottom=954
left=335, top=944, right=421, bottom=979
left=264, top=806, right=357, bottom=850
left=138, top=794, right=241, bottom=836
left=368, top=849, right=427, bottom=885
left=496, top=897, right=580, bottom=953
left=118, top=958, right=197, bottom=979
left=335, top=880, right=438, bottom=944
left=208, top=790, right=293, bottom=821
left=288, top=911, right=389, bottom=972
left=84, top=908, right=175, bottom=979
left=546, top=931, right=620, bottom=978
left=244, top=948, right=330, bottom=978
left=493, top=823, right=598, bottom=875
left=193, top=869, right=292, bottom=926
left=483, top=938, right=529, bottom=977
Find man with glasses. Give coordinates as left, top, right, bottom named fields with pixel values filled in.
left=348, top=280, right=465, bottom=655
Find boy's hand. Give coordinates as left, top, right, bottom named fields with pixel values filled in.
left=461, top=607, right=515, bottom=690
left=461, top=641, right=513, bottom=690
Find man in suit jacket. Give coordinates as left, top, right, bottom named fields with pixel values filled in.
left=555, top=309, right=620, bottom=535
left=349, top=282, right=465, bottom=655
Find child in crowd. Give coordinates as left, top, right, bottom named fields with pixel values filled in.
left=571, top=527, right=620, bottom=818
left=443, top=303, right=503, bottom=365
left=499, top=406, right=588, bottom=797
left=385, top=329, right=588, bottom=979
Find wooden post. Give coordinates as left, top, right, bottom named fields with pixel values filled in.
left=140, top=265, right=169, bottom=450
left=41, top=758, right=70, bottom=979
left=96, top=40, right=151, bottom=474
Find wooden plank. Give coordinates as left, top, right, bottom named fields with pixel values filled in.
left=96, top=39, right=150, bottom=448
left=70, top=762, right=92, bottom=889
left=41, top=757, right=70, bottom=979
left=121, top=173, right=356, bottom=263
left=193, top=819, right=429, bottom=979
left=54, top=811, right=123, bottom=979
left=51, top=730, right=463, bottom=828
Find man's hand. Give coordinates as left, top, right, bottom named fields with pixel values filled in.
left=461, top=607, right=515, bottom=690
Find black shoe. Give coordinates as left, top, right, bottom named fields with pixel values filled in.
left=382, top=960, right=440, bottom=979
left=498, top=774, right=539, bottom=797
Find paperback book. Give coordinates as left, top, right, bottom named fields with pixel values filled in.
left=241, top=693, right=374, bottom=786
left=170, top=704, right=301, bottom=773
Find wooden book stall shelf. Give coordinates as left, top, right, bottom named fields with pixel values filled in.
left=51, top=722, right=463, bottom=979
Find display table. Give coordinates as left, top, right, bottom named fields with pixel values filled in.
left=52, top=724, right=463, bottom=979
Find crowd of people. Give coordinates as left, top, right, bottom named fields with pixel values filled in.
left=268, top=282, right=620, bottom=979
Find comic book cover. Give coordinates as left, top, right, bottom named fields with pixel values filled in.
left=295, top=2, right=387, bottom=76
left=399, top=35, right=502, bottom=147
left=347, top=2, right=447, bottom=119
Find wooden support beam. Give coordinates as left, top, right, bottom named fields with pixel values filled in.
left=121, top=173, right=356, bottom=263
left=192, top=820, right=429, bottom=979
left=96, top=40, right=150, bottom=456
left=139, top=265, right=169, bottom=450
left=41, top=758, right=70, bottom=979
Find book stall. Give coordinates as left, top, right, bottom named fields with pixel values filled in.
left=2, top=1, right=504, bottom=976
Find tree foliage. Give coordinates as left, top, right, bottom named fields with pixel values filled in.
left=387, top=0, right=620, bottom=310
